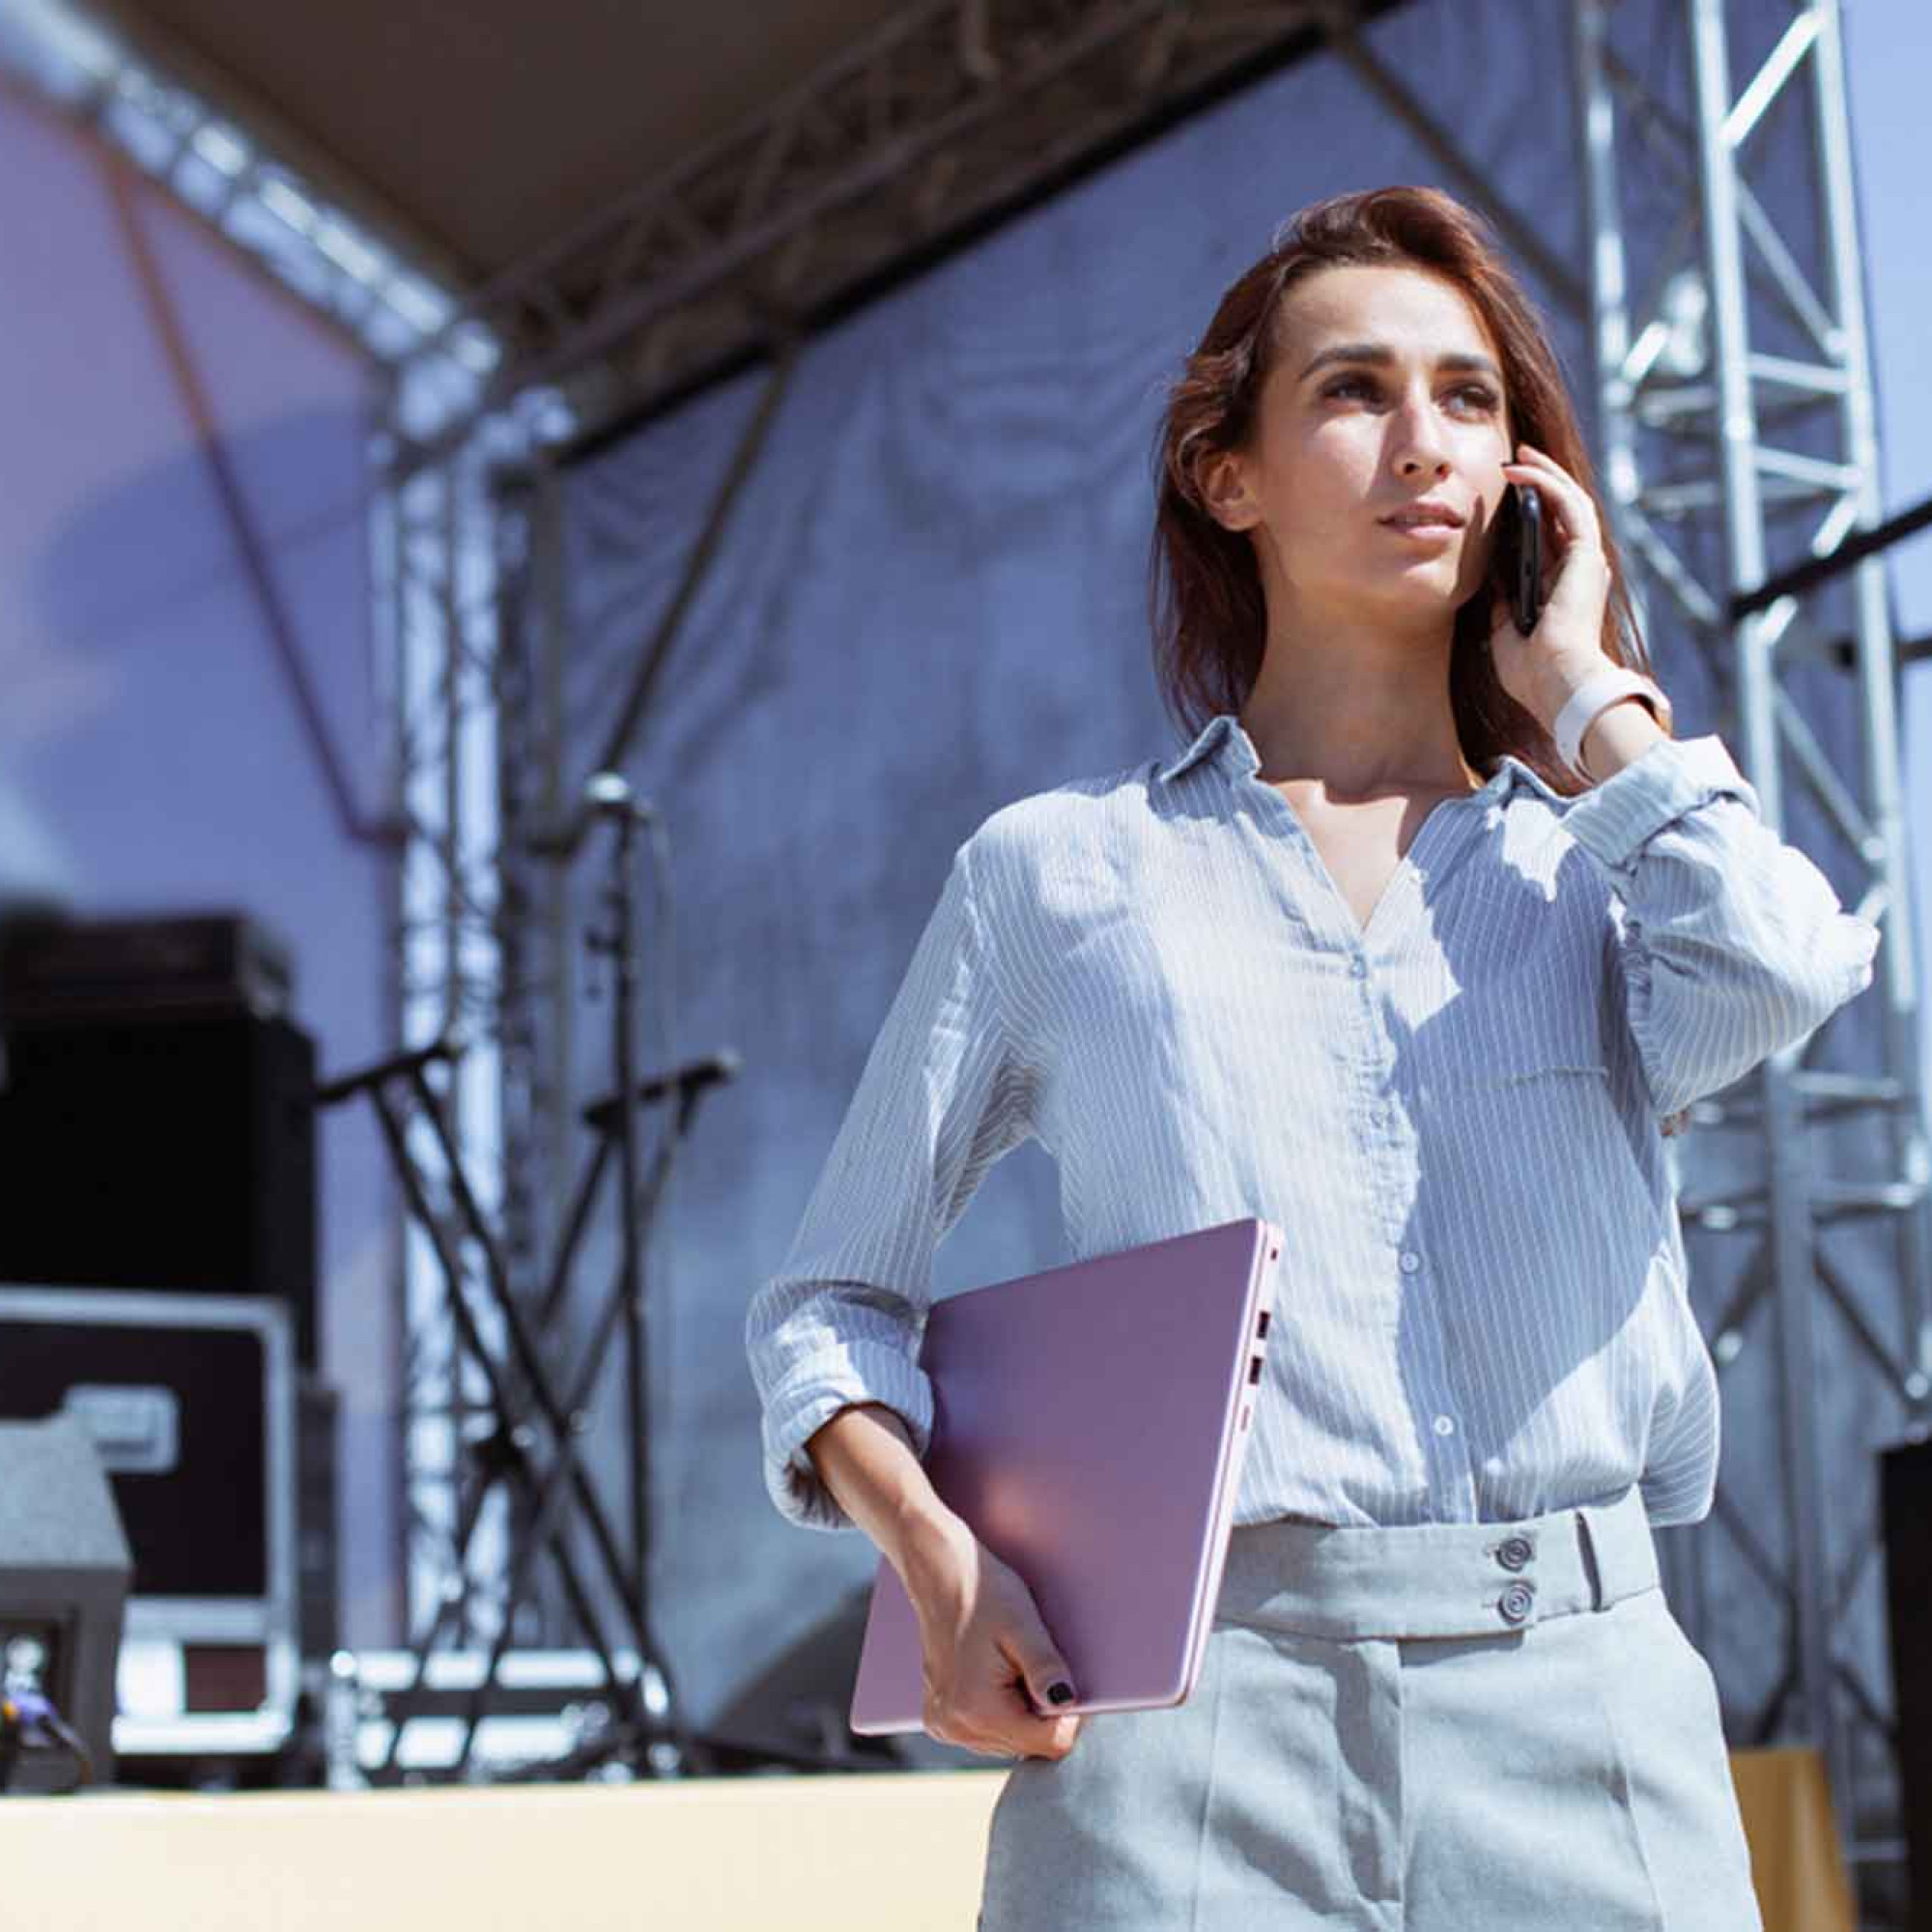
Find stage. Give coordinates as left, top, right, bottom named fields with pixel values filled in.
left=3, top=1747, right=1853, bottom=1930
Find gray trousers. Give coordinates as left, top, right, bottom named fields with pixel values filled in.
left=978, top=1486, right=1763, bottom=1930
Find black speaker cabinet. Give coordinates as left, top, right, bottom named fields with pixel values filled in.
left=0, top=1007, right=317, bottom=1364
left=0, top=1413, right=132, bottom=1792
left=1882, top=1432, right=1932, bottom=1932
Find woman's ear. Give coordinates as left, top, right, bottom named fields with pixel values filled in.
left=1199, top=449, right=1258, bottom=533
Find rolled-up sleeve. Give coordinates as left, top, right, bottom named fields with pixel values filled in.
left=745, top=836, right=1036, bottom=1532
left=1563, top=733, right=1881, bottom=1120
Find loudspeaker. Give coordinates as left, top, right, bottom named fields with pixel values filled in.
left=0, top=1006, right=317, bottom=1364
left=0, top=1413, right=132, bottom=1792
left=1881, top=1432, right=1932, bottom=1932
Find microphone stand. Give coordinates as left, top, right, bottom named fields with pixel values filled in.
left=318, top=772, right=872, bottom=1780
left=585, top=774, right=656, bottom=1751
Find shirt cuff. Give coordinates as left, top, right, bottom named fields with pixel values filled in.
left=759, top=1345, right=935, bottom=1534
left=1560, top=733, right=1758, bottom=876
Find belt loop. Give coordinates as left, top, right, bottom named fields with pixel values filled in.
left=1574, top=1506, right=1606, bottom=1611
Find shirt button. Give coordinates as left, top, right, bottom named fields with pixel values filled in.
left=1350, top=954, right=1368, bottom=978
left=1399, top=1251, right=1421, bottom=1273
left=1433, top=1414, right=1456, bottom=1436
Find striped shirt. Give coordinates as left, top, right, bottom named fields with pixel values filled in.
left=746, top=712, right=1881, bottom=1536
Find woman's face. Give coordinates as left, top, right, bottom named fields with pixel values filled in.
left=1203, top=263, right=1518, bottom=633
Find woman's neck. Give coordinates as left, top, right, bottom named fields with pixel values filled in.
left=1239, top=668, right=1477, bottom=798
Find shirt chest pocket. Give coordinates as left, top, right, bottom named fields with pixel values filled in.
left=1415, top=996, right=1652, bottom=1241
left=1421, top=997, right=1611, bottom=1104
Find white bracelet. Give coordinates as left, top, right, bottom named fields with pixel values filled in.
left=1552, top=668, right=1672, bottom=781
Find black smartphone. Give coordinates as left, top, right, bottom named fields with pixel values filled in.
left=1511, top=482, right=1544, bottom=637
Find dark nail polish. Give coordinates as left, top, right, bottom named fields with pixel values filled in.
left=1046, top=1681, right=1073, bottom=1705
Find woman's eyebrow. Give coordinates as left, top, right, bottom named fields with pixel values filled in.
left=1298, top=342, right=1502, bottom=384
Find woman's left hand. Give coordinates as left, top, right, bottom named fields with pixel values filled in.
left=1484, top=441, right=1614, bottom=730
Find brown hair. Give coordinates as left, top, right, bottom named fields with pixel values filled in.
left=1148, top=185, right=1665, bottom=795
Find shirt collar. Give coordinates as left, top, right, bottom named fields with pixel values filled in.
left=1152, top=711, right=1566, bottom=807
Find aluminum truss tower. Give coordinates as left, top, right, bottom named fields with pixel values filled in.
left=1574, top=0, right=1930, bottom=1904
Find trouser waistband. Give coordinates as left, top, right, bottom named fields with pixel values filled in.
left=1214, top=1486, right=1658, bottom=1640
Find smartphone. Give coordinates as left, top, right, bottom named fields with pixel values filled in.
left=1510, top=482, right=1544, bottom=636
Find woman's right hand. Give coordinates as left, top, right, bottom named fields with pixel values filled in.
left=899, top=1512, right=1084, bottom=1761
left=798, top=1404, right=1082, bottom=1760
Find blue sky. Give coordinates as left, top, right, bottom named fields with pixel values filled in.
left=1847, top=0, right=1931, bottom=1103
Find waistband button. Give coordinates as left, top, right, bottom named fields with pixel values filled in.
left=1498, top=1534, right=1533, bottom=1572
left=1497, top=1580, right=1536, bottom=1625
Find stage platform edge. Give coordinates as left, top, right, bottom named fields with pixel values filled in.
left=0, top=1747, right=1851, bottom=1931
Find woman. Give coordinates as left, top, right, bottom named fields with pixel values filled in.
left=745, top=185, right=1879, bottom=1927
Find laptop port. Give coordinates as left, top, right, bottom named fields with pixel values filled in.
left=1248, top=1355, right=1264, bottom=1385
left=1257, top=1310, right=1270, bottom=1339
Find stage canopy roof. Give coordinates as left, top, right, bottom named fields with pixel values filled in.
left=101, top=0, right=911, bottom=285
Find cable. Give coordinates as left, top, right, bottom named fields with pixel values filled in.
left=0, top=1687, right=95, bottom=1794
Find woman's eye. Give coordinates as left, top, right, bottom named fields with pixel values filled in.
left=1321, top=377, right=1501, bottom=412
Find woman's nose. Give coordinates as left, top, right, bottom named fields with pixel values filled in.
left=1391, top=399, right=1450, bottom=473
left=1397, top=442, right=1449, bottom=476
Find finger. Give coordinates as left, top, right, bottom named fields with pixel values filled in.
left=938, top=1672, right=1039, bottom=1747
left=1501, top=456, right=1573, bottom=517
left=1008, top=1715, right=1080, bottom=1760
left=1504, top=482, right=1598, bottom=609
left=989, top=1716, right=1082, bottom=1762
left=980, top=1723, right=1032, bottom=1759
left=944, top=1676, right=1069, bottom=1754
left=1508, top=441, right=1575, bottom=481
left=1001, top=1634, right=1077, bottom=1721
left=968, top=1731, right=1019, bottom=1759
left=1503, top=451, right=1596, bottom=543
left=933, top=1713, right=1009, bottom=1757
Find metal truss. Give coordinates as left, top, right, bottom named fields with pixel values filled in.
left=388, top=0, right=1442, bottom=479
left=1575, top=0, right=1930, bottom=1909
left=381, top=429, right=510, bottom=1646
left=0, top=0, right=482, bottom=368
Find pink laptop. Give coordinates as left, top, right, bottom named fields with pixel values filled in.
left=848, top=1215, right=1283, bottom=1736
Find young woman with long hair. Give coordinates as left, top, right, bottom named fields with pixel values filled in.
left=747, top=185, right=1878, bottom=1927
